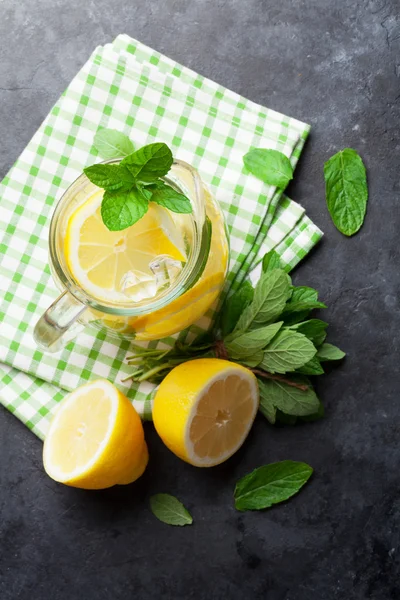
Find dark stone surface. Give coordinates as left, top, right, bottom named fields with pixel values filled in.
left=1, top=1, right=399, bottom=598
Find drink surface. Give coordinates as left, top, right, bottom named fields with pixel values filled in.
left=61, top=181, right=229, bottom=341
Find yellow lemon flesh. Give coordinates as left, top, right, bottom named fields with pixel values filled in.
left=43, top=379, right=148, bottom=489
left=153, top=359, right=259, bottom=467
left=65, top=191, right=186, bottom=304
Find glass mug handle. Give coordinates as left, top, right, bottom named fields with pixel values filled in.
left=33, top=291, right=87, bottom=353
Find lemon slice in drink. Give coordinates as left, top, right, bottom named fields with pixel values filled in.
left=65, top=191, right=186, bottom=303
left=43, top=379, right=148, bottom=489
left=129, top=192, right=229, bottom=340
left=153, top=359, right=259, bottom=467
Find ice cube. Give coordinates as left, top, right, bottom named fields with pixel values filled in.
left=120, top=270, right=157, bottom=302
left=150, top=255, right=183, bottom=294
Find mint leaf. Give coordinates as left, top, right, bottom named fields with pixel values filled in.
left=234, top=460, right=313, bottom=511
left=136, top=183, right=153, bottom=202
left=282, top=310, right=312, bottom=326
left=296, top=356, right=324, bottom=375
left=299, top=400, right=325, bottom=422
left=221, top=281, right=254, bottom=337
left=283, top=286, right=327, bottom=314
left=239, top=351, right=264, bottom=368
left=314, top=333, right=327, bottom=348
left=101, top=187, right=149, bottom=231
left=276, top=411, right=298, bottom=426
left=289, top=286, right=317, bottom=303
left=243, top=149, right=293, bottom=188
left=225, top=322, right=283, bottom=360
left=262, top=249, right=282, bottom=273
left=150, top=182, right=192, bottom=214
left=84, top=164, right=135, bottom=191
left=235, top=270, right=291, bottom=332
left=86, top=142, right=189, bottom=231
left=150, top=493, right=193, bottom=526
left=93, top=128, right=135, bottom=158
left=317, top=343, right=346, bottom=361
left=258, top=379, right=277, bottom=424
left=289, top=319, right=328, bottom=346
left=324, top=148, right=368, bottom=236
left=121, top=142, right=173, bottom=182
left=261, top=330, right=316, bottom=374
left=258, top=377, right=320, bottom=417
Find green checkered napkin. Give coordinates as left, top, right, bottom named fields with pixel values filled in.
left=0, top=35, right=322, bottom=439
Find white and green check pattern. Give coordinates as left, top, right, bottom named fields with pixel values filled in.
left=0, top=35, right=322, bottom=440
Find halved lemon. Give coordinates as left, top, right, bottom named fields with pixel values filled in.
left=43, top=379, right=148, bottom=489
left=64, top=191, right=186, bottom=303
left=153, top=359, right=259, bottom=467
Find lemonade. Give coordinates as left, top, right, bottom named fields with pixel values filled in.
left=65, top=194, right=188, bottom=304
left=34, top=158, right=229, bottom=349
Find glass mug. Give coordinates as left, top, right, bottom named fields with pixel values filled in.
left=34, top=160, right=229, bottom=352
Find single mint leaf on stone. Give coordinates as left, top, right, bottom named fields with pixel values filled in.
left=235, top=270, right=291, bottom=332
left=150, top=493, right=193, bottom=526
left=324, top=148, right=368, bottom=236
left=221, top=281, right=254, bottom=337
left=283, top=286, right=327, bottom=314
left=225, top=322, right=283, bottom=360
left=84, top=163, right=135, bottom=191
left=234, top=460, right=313, bottom=511
left=121, top=142, right=173, bottom=182
left=256, top=377, right=320, bottom=416
left=93, top=128, right=135, bottom=158
left=296, top=356, right=324, bottom=375
left=101, top=187, right=149, bottom=231
left=316, top=343, right=346, bottom=361
left=262, top=249, right=282, bottom=273
left=151, top=182, right=192, bottom=214
left=243, top=149, right=293, bottom=188
left=261, top=330, right=316, bottom=374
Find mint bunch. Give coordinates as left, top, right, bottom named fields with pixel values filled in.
left=221, top=251, right=344, bottom=424
left=125, top=250, right=345, bottom=426
left=84, top=130, right=192, bottom=231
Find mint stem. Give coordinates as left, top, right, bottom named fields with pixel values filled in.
left=121, top=369, right=144, bottom=383
left=213, top=340, right=229, bottom=360
left=136, top=363, right=171, bottom=382
left=251, top=369, right=309, bottom=391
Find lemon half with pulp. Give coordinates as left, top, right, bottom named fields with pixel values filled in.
left=153, top=358, right=259, bottom=467
left=43, top=379, right=148, bottom=489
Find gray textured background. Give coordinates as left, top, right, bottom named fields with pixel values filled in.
left=1, top=1, right=399, bottom=599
